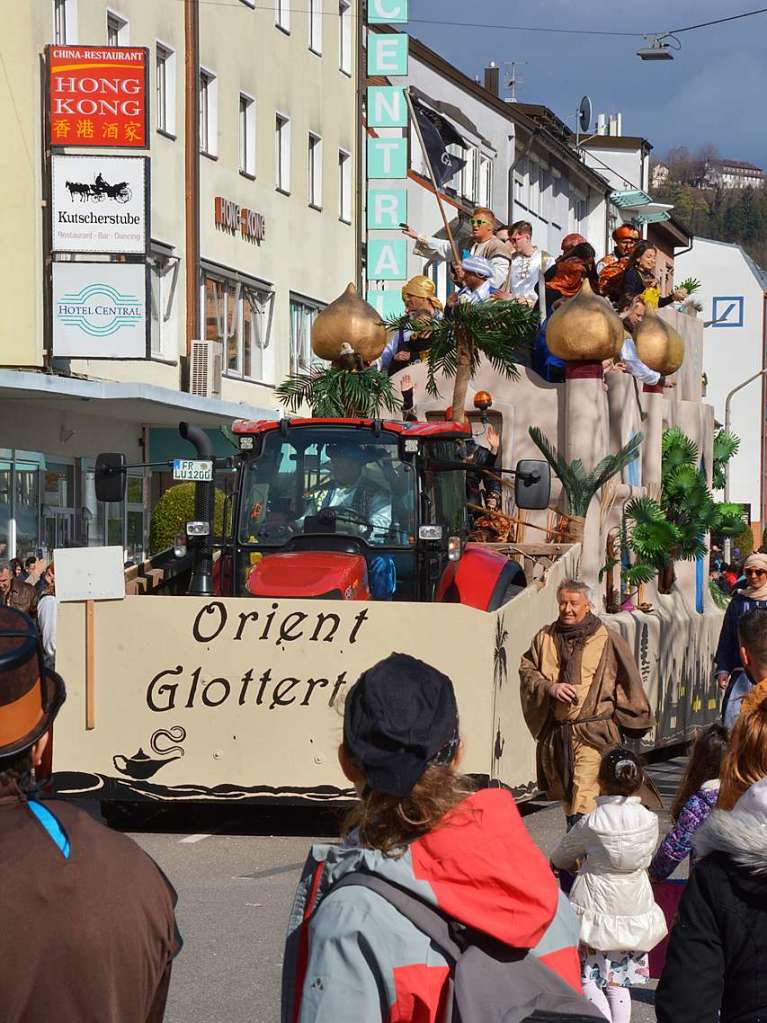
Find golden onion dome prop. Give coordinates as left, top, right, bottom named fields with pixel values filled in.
left=311, top=283, right=387, bottom=363
left=545, top=280, right=623, bottom=362
left=634, top=309, right=685, bottom=376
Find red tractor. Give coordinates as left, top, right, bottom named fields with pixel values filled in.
left=96, top=416, right=550, bottom=611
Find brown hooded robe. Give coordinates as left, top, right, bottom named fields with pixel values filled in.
left=520, top=621, right=657, bottom=815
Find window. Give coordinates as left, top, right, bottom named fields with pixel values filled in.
left=149, top=252, right=180, bottom=359
left=156, top=44, right=176, bottom=136
left=513, top=156, right=528, bottom=210
left=290, top=296, right=325, bottom=373
left=569, top=188, right=587, bottom=234
left=478, top=155, right=492, bottom=208
left=199, top=69, right=218, bottom=157
left=309, top=0, right=322, bottom=53
left=53, top=0, right=77, bottom=43
left=338, top=0, right=352, bottom=75
left=527, top=159, right=539, bottom=214
left=106, top=10, right=128, bottom=45
left=308, top=133, right=323, bottom=209
left=239, top=94, right=256, bottom=177
left=338, top=148, right=351, bottom=223
left=461, top=146, right=477, bottom=201
left=204, top=272, right=273, bottom=381
left=275, top=114, right=291, bottom=193
left=275, top=0, right=290, bottom=32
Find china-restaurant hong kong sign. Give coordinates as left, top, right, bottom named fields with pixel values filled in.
left=48, top=46, right=148, bottom=148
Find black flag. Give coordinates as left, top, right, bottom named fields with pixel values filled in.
left=411, top=98, right=466, bottom=188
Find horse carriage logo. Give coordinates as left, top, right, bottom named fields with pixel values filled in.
left=65, top=172, right=132, bottom=204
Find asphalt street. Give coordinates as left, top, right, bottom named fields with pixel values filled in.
left=111, top=756, right=689, bottom=1023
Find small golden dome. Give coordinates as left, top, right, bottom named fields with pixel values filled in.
left=311, top=283, right=387, bottom=363
left=634, top=309, right=685, bottom=375
left=546, top=280, right=623, bottom=362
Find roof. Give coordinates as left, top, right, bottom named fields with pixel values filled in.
left=0, top=370, right=275, bottom=427
left=232, top=418, right=471, bottom=438
left=396, top=33, right=612, bottom=196
left=718, top=159, right=764, bottom=173
left=687, top=237, right=767, bottom=291
left=647, top=214, right=692, bottom=249
left=579, top=135, right=653, bottom=154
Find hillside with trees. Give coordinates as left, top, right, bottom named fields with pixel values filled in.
left=652, top=146, right=767, bottom=268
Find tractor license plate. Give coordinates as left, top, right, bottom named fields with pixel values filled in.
left=172, top=459, right=213, bottom=482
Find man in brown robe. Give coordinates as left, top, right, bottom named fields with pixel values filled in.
left=520, top=578, right=656, bottom=827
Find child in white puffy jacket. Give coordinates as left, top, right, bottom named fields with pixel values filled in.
left=551, top=746, right=667, bottom=1023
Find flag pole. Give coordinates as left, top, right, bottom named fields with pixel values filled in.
left=405, top=88, right=461, bottom=267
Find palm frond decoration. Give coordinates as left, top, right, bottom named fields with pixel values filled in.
left=712, top=429, right=740, bottom=490
left=528, top=426, right=644, bottom=518
left=662, top=427, right=699, bottom=472
left=388, top=299, right=536, bottom=419
left=275, top=366, right=402, bottom=418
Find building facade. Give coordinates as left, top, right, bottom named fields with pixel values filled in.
left=676, top=238, right=767, bottom=536
left=0, top=0, right=358, bottom=561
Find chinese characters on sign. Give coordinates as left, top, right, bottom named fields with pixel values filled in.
left=214, top=196, right=266, bottom=244
left=48, top=46, right=148, bottom=149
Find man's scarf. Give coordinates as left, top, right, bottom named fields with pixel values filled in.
left=553, top=612, right=603, bottom=686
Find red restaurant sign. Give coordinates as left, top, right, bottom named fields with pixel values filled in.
left=48, top=46, right=148, bottom=149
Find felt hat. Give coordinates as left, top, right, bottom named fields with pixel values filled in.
left=0, top=608, right=65, bottom=759
left=343, top=652, right=459, bottom=797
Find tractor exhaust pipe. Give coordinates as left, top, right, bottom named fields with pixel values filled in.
left=179, top=422, right=214, bottom=597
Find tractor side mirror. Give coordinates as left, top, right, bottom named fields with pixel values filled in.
left=94, top=453, right=127, bottom=503
left=515, top=459, right=551, bottom=510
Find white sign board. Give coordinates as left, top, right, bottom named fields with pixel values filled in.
left=55, top=546, right=126, bottom=603
left=52, top=262, right=149, bottom=359
left=51, top=155, right=148, bottom=254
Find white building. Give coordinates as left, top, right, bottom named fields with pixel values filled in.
left=0, top=0, right=358, bottom=560
left=676, top=238, right=767, bottom=536
left=712, top=159, right=765, bottom=190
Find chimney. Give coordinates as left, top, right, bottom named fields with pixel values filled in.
left=616, top=112, right=623, bottom=135
left=608, top=114, right=618, bottom=136
left=596, top=113, right=607, bottom=135
left=484, top=61, right=500, bottom=96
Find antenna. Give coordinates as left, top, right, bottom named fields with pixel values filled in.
left=572, top=95, right=593, bottom=148
left=502, top=60, right=526, bottom=103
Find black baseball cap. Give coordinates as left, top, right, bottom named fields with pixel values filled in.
left=343, top=653, right=459, bottom=797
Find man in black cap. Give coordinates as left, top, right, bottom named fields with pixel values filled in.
left=0, top=607, right=181, bottom=1022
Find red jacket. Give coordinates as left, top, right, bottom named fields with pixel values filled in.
left=282, top=788, right=581, bottom=1023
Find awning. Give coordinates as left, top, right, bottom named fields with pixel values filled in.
left=0, top=370, right=276, bottom=428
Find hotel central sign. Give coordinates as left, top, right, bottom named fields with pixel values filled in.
left=214, top=197, right=266, bottom=244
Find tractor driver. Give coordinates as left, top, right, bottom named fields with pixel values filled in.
left=304, top=442, right=393, bottom=544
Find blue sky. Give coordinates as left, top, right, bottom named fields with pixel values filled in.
left=409, top=1, right=767, bottom=169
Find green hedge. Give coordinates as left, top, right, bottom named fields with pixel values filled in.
left=149, top=483, right=228, bottom=554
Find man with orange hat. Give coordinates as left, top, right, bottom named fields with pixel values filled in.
left=379, top=275, right=443, bottom=375
left=0, top=607, right=181, bottom=1021
left=597, top=224, right=641, bottom=292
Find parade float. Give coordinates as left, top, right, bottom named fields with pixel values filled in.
left=51, top=281, right=739, bottom=807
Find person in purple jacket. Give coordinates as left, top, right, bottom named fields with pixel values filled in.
left=649, top=723, right=729, bottom=880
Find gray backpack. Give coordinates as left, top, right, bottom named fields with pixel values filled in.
left=332, top=873, right=602, bottom=1023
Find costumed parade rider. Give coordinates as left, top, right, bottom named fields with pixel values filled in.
left=379, top=276, right=442, bottom=375
left=402, top=207, right=511, bottom=291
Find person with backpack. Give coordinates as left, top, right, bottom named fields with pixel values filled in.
left=550, top=747, right=667, bottom=1022
left=281, top=652, right=602, bottom=1023
left=649, top=723, right=729, bottom=881
left=655, top=694, right=767, bottom=1022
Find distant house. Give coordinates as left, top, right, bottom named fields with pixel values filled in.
left=707, top=159, right=765, bottom=190
left=651, top=163, right=670, bottom=189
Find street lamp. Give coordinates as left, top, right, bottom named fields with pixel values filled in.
left=723, top=367, right=767, bottom=561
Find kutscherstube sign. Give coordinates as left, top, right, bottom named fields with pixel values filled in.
left=48, top=45, right=149, bottom=149
left=52, top=155, right=149, bottom=254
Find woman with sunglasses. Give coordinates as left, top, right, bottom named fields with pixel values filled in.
left=715, top=552, right=767, bottom=727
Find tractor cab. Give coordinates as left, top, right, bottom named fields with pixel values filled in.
left=229, top=417, right=550, bottom=606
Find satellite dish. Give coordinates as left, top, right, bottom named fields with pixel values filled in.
left=579, top=95, right=592, bottom=133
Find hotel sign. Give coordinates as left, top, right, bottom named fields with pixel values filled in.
left=52, top=262, right=150, bottom=359
left=47, top=46, right=149, bottom=149
left=214, top=197, right=266, bottom=244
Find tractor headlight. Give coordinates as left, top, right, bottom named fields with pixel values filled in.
left=448, top=536, right=461, bottom=561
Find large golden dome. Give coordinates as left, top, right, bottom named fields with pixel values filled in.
left=311, top=283, right=387, bottom=363
left=546, top=281, right=623, bottom=362
left=634, top=309, right=685, bottom=376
